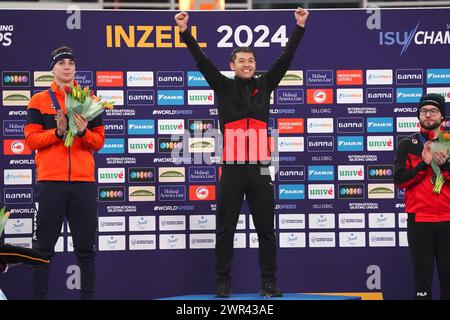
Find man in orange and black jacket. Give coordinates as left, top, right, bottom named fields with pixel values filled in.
left=25, top=46, right=104, bottom=299
left=394, top=93, right=450, bottom=300
left=175, top=8, right=309, bottom=297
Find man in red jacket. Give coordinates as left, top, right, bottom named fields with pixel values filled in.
left=175, top=8, right=309, bottom=297
left=25, top=46, right=105, bottom=299
left=394, top=93, right=450, bottom=300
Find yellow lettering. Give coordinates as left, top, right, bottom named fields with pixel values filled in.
left=115, top=26, right=135, bottom=48
left=106, top=25, right=112, bottom=47
left=156, top=26, right=173, bottom=48
left=191, top=26, right=207, bottom=48
left=137, top=26, right=154, bottom=48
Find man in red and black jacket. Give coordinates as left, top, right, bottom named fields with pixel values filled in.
left=175, top=8, right=309, bottom=297
left=394, top=93, right=450, bottom=300
left=25, top=46, right=104, bottom=299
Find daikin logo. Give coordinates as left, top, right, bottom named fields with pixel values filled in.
left=379, top=22, right=450, bottom=55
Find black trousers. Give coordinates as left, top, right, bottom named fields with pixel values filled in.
left=407, top=214, right=450, bottom=300
left=31, top=181, right=97, bottom=300
left=215, top=164, right=276, bottom=283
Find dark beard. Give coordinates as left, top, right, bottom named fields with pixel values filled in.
left=420, top=119, right=442, bottom=131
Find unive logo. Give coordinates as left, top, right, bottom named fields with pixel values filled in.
left=367, top=117, right=394, bottom=133
left=157, top=90, right=184, bottom=105
left=128, top=167, right=155, bottom=183
left=128, top=138, right=155, bottom=153
left=367, top=136, right=394, bottom=151
left=337, top=117, right=364, bottom=133
left=367, top=165, right=394, bottom=180
left=157, top=71, right=184, bottom=87
left=278, top=184, right=305, bottom=200
left=396, top=88, right=423, bottom=103
left=337, top=136, right=364, bottom=152
left=187, top=90, right=214, bottom=105
left=2, top=71, right=30, bottom=87
left=427, top=87, right=450, bottom=102
left=396, top=117, right=420, bottom=132
left=128, top=119, right=155, bottom=135
left=276, top=89, right=304, bottom=105
left=306, top=70, right=333, bottom=86
left=427, top=69, right=450, bottom=84
left=104, top=119, right=125, bottom=136
left=98, top=138, right=125, bottom=154
left=127, top=90, right=154, bottom=106
left=98, top=168, right=125, bottom=184
left=187, top=71, right=209, bottom=87
left=338, top=184, right=365, bottom=199
left=366, top=88, right=394, bottom=104
left=396, top=69, right=423, bottom=85
left=98, top=187, right=125, bottom=202
left=308, top=166, right=334, bottom=181
left=158, top=119, right=184, bottom=134
left=308, top=184, right=335, bottom=199
left=338, top=165, right=364, bottom=181
left=278, top=166, right=305, bottom=182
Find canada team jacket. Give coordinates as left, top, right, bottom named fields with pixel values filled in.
left=25, top=81, right=105, bottom=182
left=181, top=26, right=305, bottom=162
left=394, top=133, right=450, bottom=222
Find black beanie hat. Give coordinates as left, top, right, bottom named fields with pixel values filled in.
left=50, top=46, right=75, bottom=69
left=417, top=93, right=446, bottom=119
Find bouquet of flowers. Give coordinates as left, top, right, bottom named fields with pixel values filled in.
left=0, top=206, right=10, bottom=237
left=429, top=130, right=450, bottom=193
left=63, top=84, right=114, bottom=147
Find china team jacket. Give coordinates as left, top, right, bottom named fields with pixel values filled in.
left=25, top=81, right=105, bottom=182
left=181, top=25, right=305, bottom=162
left=394, top=133, right=450, bottom=222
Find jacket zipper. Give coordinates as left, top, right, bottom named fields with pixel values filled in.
left=68, top=146, right=72, bottom=182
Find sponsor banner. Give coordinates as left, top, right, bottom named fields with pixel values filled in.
left=96, top=71, right=123, bottom=87
left=307, top=118, right=333, bottom=133
left=157, top=90, right=184, bottom=105
left=3, top=188, right=33, bottom=204
left=127, top=71, right=154, bottom=87
left=156, top=71, right=184, bottom=87
left=188, top=138, right=215, bottom=153
left=104, top=119, right=125, bottom=136
left=98, top=168, right=125, bottom=183
left=280, top=70, right=304, bottom=86
left=396, top=69, right=423, bottom=85
left=279, top=233, right=306, bottom=248
left=308, top=184, right=335, bottom=200
left=189, top=185, right=216, bottom=201
left=187, top=71, right=209, bottom=87
left=309, top=214, right=335, bottom=229
left=366, top=88, right=393, bottom=104
left=129, top=216, right=156, bottom=232
left=2, top=71, right=30, bottom=87
left=366, top=69, right=393, bottom=85
left=96, top=90, right=124, bottom=105
left=3, top=139, right=31, bottom=155
left=4, top=169, right=32, bottom=185
left=277, top=118, right=304, bottom=134
left=367, top=183, right=395, bottom=199
left=337, top=136, right=364, bottom=151
left=426, top=87, right=450, bottom=102
left=187, top=90, right=215, bottom=105
left=338, top=213, right=365, bottom=229
left=127, top=90, right=154, bottom=106
left=74, top=71, right=93, bottom=87
left=98, top=186, right=126, bottom=202
left=336, top=88, right=363, bottom=104
left=128, top=138, right=155, bottom=153
left=368, top=213, right=395, bottom=228
left=2, top=90, right=30, bottom=106
left=426, top=68, right=450, bottom=84
left=128, top=167, right=155, bottom=183
left=276, top=89, right=304, bottom=105
left=306, top=89, right=333, bottom=104
left=367, top=136, right=394, bottom=151
left=367, top=165, right=394, bottom=180
left=278, top=214, right=305, bottom=229
left=309, top=232, right=336, bottom=248
left=158, top=167, right=185, bottom=183
left=398, top=213, right=408, bottom=229
left=336, top=117, right=364, bottom=133
left=366, top=117, right=394, bottom=133
left=278, top=184, right=305, bottom=200
left=369, top=232, right=396, bottom=247
left=233, top=233, right=246, bottom=249
left=33, top=71, right=53, bottom=87
left=158, top=119, right=184, bottom=134
left=129, top=235, right=156, bottom=250
left=159, top=234, right=186, bottom=249
left=337, top=165, right=364, bottom=181
left=396, top=87, right=422, bottom=103
left=98, top=138, right=125, bottom=154
left=129, top=186, right=156, bottom=201
left=158, top=185, right=186, bottom=201
left=4, top=218, right=32, bottom=234
left=158, top=137, right=183, bottom=153
left=307, top=165, right=334, bottom=181
left=98, top=216, right=126, bottom=232
left=278, top=166, right=305, bottom=182
left=190, top=215, right=216, bottom=230
left=99, top=235, right=126, bottom=251
left=188, top=119, right=215, bottom=133
left=188, top=167, right=216, bottom=183
left=339, top=232, right=366, bottom=247
left=338, top=184, right=365, bottom=199
left=278, top=137, right=304, bottom=152
left=336, top=70, right=363, bottom=85
left=306, top=136, right=334, bottom=152
left=306, top=70, right=333, bottom=86
left=189, top=233, right=215, bottom=249
left=128, top=119, right=155, bottom=135
left=159, top=215, right=186, bottom=231
left=396, top=117, right=420, bottom=132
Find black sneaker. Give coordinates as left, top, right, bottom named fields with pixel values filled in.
left=215, top=279, right=231, bottom=298
left=260, top=281, right=283, bottom=297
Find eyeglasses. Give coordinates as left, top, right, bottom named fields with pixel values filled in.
left=419, top=108, right=440, bottom=116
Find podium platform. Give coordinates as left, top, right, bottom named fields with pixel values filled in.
left=159, top=293, right=361, bottom=300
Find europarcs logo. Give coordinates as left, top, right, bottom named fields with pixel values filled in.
left=378, top=22, right=450, bottom=55
left=0, top=25, right=13, bottom=46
